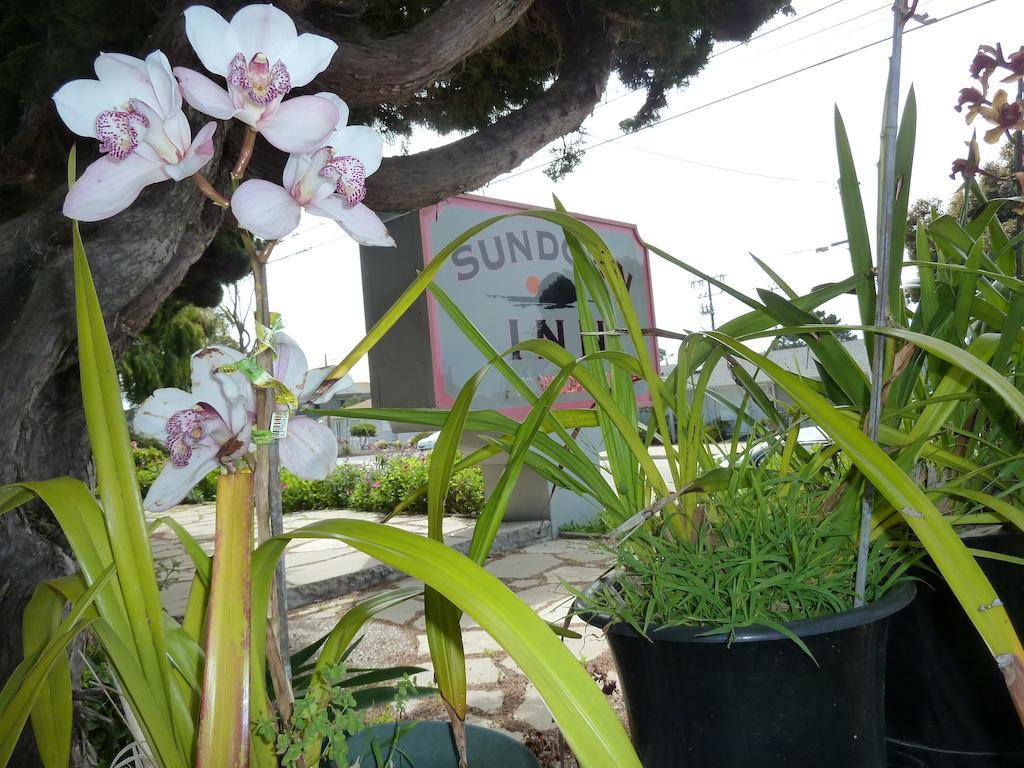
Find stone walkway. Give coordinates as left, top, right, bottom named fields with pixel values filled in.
left=149, top=504, right=624, bottom=746
left=148, top=505, right=550, bottom=616
left=286, top=537, right=623, bottom=741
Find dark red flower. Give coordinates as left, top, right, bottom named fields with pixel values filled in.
left=1001, top=49, right=1024, bottom=84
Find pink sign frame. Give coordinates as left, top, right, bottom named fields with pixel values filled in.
left=419, top=194, right=659, bottom=419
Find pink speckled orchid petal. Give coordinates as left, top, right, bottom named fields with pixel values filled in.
left=143, top=444, right=220, bottom=512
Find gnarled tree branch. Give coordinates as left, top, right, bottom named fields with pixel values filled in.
left=309, top=0, right=537, bottom=107
left=365, top=4, right=616, bottom=211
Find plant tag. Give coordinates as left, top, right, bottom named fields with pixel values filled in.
left=270, top=411, right=290, bottom=439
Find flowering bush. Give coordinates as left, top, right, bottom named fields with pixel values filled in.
left=280, top=452, right=483, bottom=516
left=135, top=446, right=484, bottom=516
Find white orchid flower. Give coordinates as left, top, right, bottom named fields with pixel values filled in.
left=134, top=346, right=255, bottom=512
left=52, top=50, right=217, bottom=221
left=231, top=93, right=393, bottom=244
left=271, top=332, right=352, bottom=480
left=174, top=4, right=339, bottom=153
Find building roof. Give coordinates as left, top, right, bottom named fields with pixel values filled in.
left=665, top=338, right=868, bottom=389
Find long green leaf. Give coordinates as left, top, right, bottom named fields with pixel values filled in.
left=835, top=107, right=875, bottom=341
left=23, top=579, right=76, bottom=768
left=0, top=567, right=114, bottom=766
left=251, top=521, right=640, bottom=768
left=70, top=181, right=183, bottom=757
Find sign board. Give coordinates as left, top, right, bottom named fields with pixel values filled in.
left=360, top=194, right=658, bottom=418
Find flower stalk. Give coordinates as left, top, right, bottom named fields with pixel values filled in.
left=232, top=128, right=257, bottom=181
left=192, top=174, right=230, bottom=207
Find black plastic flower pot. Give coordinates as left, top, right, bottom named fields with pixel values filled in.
left=342, top=721, right=540, bottom=768
left=577, top=581, right=915, bottom=768
left=886, top=529, right=1024, bottom=767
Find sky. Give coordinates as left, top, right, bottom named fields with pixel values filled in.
left=246, top=0, right=1024, bottom=382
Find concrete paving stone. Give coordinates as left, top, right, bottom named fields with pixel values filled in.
left=410, top=661, right=434, bottom=688
left=160, top=580, right=192, bottom=618
left=284, top=548, right=351, bottom=569
left=467, top=689, right=504, bottom=714
left=374, top=595, right=423, bottom=625
left=486, top=553, right=562, bottom=579
left=513, top=688, right=555, bottom=731
left=464, top=656, right=501, bottom=685
left=542, top=564, right=609, bottom=586
left=513, top=539, right=598, bottom=556
left=418, top=630, right=500, bottom=656
left=506, top=578, right=545, bottom=589
left=558, top=629, right=608, bottom=662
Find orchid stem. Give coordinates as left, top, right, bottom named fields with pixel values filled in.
left=192, top=174, right=230, bottom=208
left=232, top=128, right=258, bottom=181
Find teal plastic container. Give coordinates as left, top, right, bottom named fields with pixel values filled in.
left=343, top=721, right=541, bottom=768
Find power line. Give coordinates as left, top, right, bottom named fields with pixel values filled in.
left=489, top=0, right=1000, bottom=187
left=592, top=0, right=860, bottom=112
left=711, top=0, right=850, bottom=59
left=577, top=128, right=832, bottom=184
left=269, top=231, right=349, bottom=263
left=751, top=2, right=895, bottom=59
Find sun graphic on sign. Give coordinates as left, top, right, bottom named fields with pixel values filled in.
left=525, top=275, right=541, bottom=294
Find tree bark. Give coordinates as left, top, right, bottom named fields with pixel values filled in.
left=365, top=4, right=616, bottom=212
left=310, top=0, right=537, bottom=108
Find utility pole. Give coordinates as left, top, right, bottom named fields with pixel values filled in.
left=691, top=275, right=725, bottom=330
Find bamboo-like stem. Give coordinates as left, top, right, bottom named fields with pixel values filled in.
left=855, top=0, right=912, bottom=607
left=1000, top=653, right=1024, bottom=726
left=196, top=472, right=253, bottom=768
left=1014, top=79, right=1022, bottom=280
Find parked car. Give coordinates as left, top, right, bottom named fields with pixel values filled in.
left=416, top=431, right=441, bottom=451
left=719, top=425, right=830, bottom=467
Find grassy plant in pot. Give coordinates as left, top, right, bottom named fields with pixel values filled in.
left=575, top=449, right=916, bottom=767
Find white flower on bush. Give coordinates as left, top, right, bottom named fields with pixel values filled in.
left=52, top=51, right=217, bottom=221
left=231, top=93, right=393, bottom=244
left=134, top=346, right=254, bottom=512
left=174, top=4, right=339, bottom=153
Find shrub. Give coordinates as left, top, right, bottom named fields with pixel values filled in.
left=278, top=451, right=484, bottom=517
left=349, top=423, right=377, bottom=438
left=134, top=441, right=484, bottom=516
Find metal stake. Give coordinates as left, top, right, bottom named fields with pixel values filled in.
left=855, top=0, right=914, bottom=607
